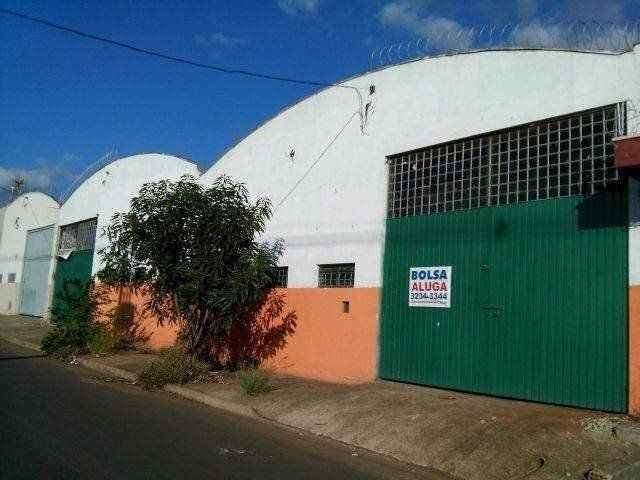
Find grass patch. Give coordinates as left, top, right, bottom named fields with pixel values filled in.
left=239, top=368, right=273, bottom=396
left=138, top=346, right=208, bottom=389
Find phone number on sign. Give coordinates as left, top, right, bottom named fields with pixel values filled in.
left=410, top=292, right=448, bottom=301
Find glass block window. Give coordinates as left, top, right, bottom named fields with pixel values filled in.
left=387, top=103, right=626, bottom=218
left=318, top=263, right=355, bottom=288
left=270, top=266, right=289, bottom=288
left=58, top=218, right=97, bottom=252
left=7, top=273, right=16, bottom=283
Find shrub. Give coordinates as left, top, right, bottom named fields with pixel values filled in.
left=238, top=368, right=273, bottom=396
left=138, top=346, right=208, bottom=389
left=97, top=175, right=286, bottom=361
left=42, top=280, right=100, bottom=357
left=87, top=327, right=119, bottom=355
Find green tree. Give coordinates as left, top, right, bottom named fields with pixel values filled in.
left=97, top=175, right=284, bottom=360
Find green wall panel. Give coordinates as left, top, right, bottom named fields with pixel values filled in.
left=380, top=190, right=628, bottom=412
left=53, top=250, right=94, bottom=299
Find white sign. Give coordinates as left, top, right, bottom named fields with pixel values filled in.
left=408, top=266, right=452, bottom=308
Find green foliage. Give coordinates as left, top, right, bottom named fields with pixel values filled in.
left=238, top=368, right=273, bottom=396
left=87, top=327, right=119, bottom=354
left=97, top=175, right=284, bottom=360
left=41, top=280, right=100, bottom=357
left=138, top=346, right=208, bottom=389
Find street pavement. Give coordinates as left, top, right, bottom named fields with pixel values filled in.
left=0, top=340, right=448, bottom=480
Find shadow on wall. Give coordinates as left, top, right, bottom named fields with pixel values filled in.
left=95, top=285, right=152, bottom=349
left=577, top=183, right=627, bottom=230
left=96, top=285, right=297, bottom=365
left=210, top=290, right=298, bottom=370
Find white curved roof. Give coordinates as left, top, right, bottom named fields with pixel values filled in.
left=198, top=46, right=639, bottom=288
left=60, top=153, right=200, bottom=226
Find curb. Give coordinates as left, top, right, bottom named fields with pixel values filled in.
left=0, top=333, right=255, bottom=418
left=163, top=384, right=257, bottom=418
left=0, top=334, right=42, bottom=352
left=77, top=357, right=137, bottom=382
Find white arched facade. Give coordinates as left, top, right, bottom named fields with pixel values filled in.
left=0, top=192, right=59, bottom=314
left=59, top=153, right=200, bottom=275
left=200, top=46, right=640, bottom=289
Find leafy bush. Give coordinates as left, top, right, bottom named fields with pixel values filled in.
left=97, top=175, right=286, bottom=361
left=87, top=327, right=119, bottom=354
left=238, top=368, right=273, bottom=396
left=42, top=280, right=100, bottom=357
left=138, top=346, right=208, bottom=389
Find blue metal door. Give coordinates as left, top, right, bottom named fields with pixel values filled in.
left=19, top=225, right=54, bottom=317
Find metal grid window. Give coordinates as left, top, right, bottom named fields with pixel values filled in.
left=58, top=218, right=97, bottom=252
left=318, top=263, right=355, bottom=288
left=7, top=273, right=16, bottom=283
left=387, top=103, right=626, bottom=218
left=271, top=266, right=289, bottom=288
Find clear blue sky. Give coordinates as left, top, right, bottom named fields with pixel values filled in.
left=1, top=0, right=638, bottom=201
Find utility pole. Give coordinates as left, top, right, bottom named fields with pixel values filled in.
left=1, top=176, right=26, bottom=200
left=10, top=176, right=25, bottom=198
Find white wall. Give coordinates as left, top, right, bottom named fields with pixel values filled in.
left=200, top=47, right=640, bottom=288
left=58, top=153, right=200, bottom=275
left=626, top=49, right=640, bottom=289
left=0, top=192, right=59, bottom=313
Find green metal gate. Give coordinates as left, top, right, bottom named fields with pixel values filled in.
left=380, top=192, right=627, bottom=412
left=52, top=219, right=97, bottom=303
left=380, top=105, right=628, bottom=412
left=53, top=250, right=94, bottom=298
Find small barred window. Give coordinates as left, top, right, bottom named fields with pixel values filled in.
left=318, top=263, right=355, bottom=288
left=270, top=266, right=289, bottom=288
left=58, top=218, right=97, bottom=252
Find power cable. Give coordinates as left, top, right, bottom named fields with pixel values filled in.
left=2, top=7, right=369, bottom=205
left=275, top=111, right=358, bottom=209
left=0, top=7, right=364, bottom=119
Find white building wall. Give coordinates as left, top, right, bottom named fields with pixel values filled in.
left=0, top=192, right=59, bottom=314
left=200, top=47, right=640, bottom=288
left=627, top=47, right=640, bottom=289
left=58, top=153, right=200, bottom=275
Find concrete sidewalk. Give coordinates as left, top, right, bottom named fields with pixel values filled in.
left=2, top=314, right=640, bottom=480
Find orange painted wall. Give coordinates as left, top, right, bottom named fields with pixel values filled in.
left=98, top=286, right=380, bottom=384
left=629, top=286, right=640, bottom=415
left=97, top=286, right=177, bottom=350
left=263, top=288, right=379, bottom=383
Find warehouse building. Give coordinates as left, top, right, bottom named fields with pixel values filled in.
left=53, top=153, right=199, bottom=344
left=0, top=192, right=59, bottom=316
left=201, top=45, right=640, bottom=413
left=23, top=45, right=640, bottom=414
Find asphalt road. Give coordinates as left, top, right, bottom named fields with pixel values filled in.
left=0, top=340, right=448, bottom=480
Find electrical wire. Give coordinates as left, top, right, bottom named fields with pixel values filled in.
left=275, top=111, right=359, bottom=209
left=1, top=7, right=368, bottom=204
left=1, top=7, right=366, bottom=130
left=0, top=8, right=358, bottom=92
